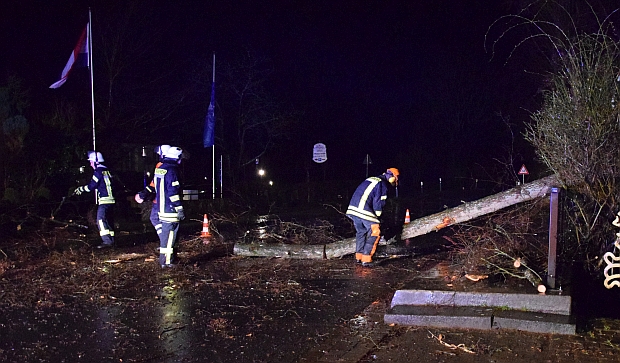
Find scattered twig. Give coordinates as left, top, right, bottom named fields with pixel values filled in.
left=280, top=309, right=301, bottom=318
left=159, top=325, right=186, bottom=339
left=428, top=330, right=475, bottom=354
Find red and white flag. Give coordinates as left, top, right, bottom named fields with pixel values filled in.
left=50, top=23, right=89, bottom=89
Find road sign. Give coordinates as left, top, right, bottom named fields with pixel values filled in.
left=313, top=143, right=327, bottom=163
left=518, top=164, right=529, bottom=175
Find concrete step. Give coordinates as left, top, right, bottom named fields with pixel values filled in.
left=389, top=290, right=572, bottom=315
left=384, top=289, right=576, bottom=335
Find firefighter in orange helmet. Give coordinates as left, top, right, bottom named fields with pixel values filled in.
left=346, top=168, right=399, bottom=267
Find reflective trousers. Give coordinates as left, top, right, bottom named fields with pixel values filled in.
left=97, top=204, right=115, bottom=246
left=159, top=222, right=179, bottom=266
left=149, top=204, right=162, bottom=236
left=350, top=216, right=381, bottom=263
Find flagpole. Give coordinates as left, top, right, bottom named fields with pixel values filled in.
left=212, top=52, right=216, bottom=199
left=88, top=8, right=96, bottom=151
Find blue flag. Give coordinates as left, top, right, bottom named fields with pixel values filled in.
left=203, top=81, right=215, bottom=147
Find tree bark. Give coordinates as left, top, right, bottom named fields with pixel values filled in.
left=401, top=174, right=559, bottom=239
left=234, top=174, right=559, bottom=259
left=232, top=237, right=356, bottom=259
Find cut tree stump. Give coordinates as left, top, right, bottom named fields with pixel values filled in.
left=233, top=174, right=560, bottom=259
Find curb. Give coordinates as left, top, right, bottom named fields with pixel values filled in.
left=384, top=289, right=576, bottom=335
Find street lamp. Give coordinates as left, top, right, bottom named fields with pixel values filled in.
left=258, top=169, right=265, bottom=177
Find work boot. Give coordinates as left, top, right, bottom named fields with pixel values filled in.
left=361, top=261, right=375, bottom=268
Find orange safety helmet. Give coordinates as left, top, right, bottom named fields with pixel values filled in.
left=386, top=168, right=400, bottom=185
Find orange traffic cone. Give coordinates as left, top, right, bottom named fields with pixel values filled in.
left=404, top=209, right=411, bottom=224
left=201, top=214, right=212, bottom=237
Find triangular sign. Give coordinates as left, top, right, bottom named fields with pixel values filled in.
left=518, top=164, right=529, bottom=175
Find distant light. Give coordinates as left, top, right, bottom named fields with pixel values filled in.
left=258, top=169, right=265, bottom=177
left=269, top=180, right=273, bottom=186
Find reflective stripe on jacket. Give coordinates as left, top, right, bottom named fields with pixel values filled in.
left=82, top=165, right=115, bottom=205
left=154, top=159, right=184, bottom=223
left=346, top=176, right=389, bottom=223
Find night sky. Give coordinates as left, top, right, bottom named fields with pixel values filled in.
left=1, top=0, right=549, bottom=191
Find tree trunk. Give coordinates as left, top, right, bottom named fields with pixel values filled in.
left=234, top=174, right=559, bottom=259
left=401, top=174, right=559, bottom=239
left=232, top=237, right=356, bottom=259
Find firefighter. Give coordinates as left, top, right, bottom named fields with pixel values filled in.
left=73, top=151, right=116, bottom=249
left=346, top=168, right=399, bottom=267
left=148, top=146, right=185, bottom=267
left=135, top=145, right=170, bottom=236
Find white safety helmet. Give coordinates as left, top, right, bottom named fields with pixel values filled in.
left=87, top=151, right=104, bottom=163
left=154, top=144, right=171, bottom=157
left=163, top=146, right=183, bottom=160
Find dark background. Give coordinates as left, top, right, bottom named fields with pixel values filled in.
left=1, top=0, right=588, bottom=202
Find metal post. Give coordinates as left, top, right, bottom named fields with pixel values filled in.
left=212, top=53, right=216, bottom=200
left=547, top=187, right=559, bottom=289
left=88, top=9, right=96, bottom=151
left=306, top=167, right=310, bottom=203
left=142, top=146, right=147, bottom=188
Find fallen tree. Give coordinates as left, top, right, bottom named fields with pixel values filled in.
left=232, top=237, right=355, bottom=259
left=401, top=174, right=559, bottom=239
left=234, top=174, right=559, bottom=259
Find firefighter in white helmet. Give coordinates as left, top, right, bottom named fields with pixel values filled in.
left=135, top=145, right=170, bottom=236
left=73, top=151, right=116, bottom=249
left=150, top=146, right=185, bottom=267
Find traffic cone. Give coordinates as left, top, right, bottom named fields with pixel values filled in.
left=201, top=214, right=212, bottom=237
left=404, top=209, right=411, bottom=224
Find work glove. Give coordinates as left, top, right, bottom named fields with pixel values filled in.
left=177, top=209, right=186, bottom=221
left=73, top=187, right=83, bottom=196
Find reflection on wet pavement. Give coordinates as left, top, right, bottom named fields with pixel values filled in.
left=0, top=256, right=412, bottom=362
left=159, top=277, right=192, bottom=361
